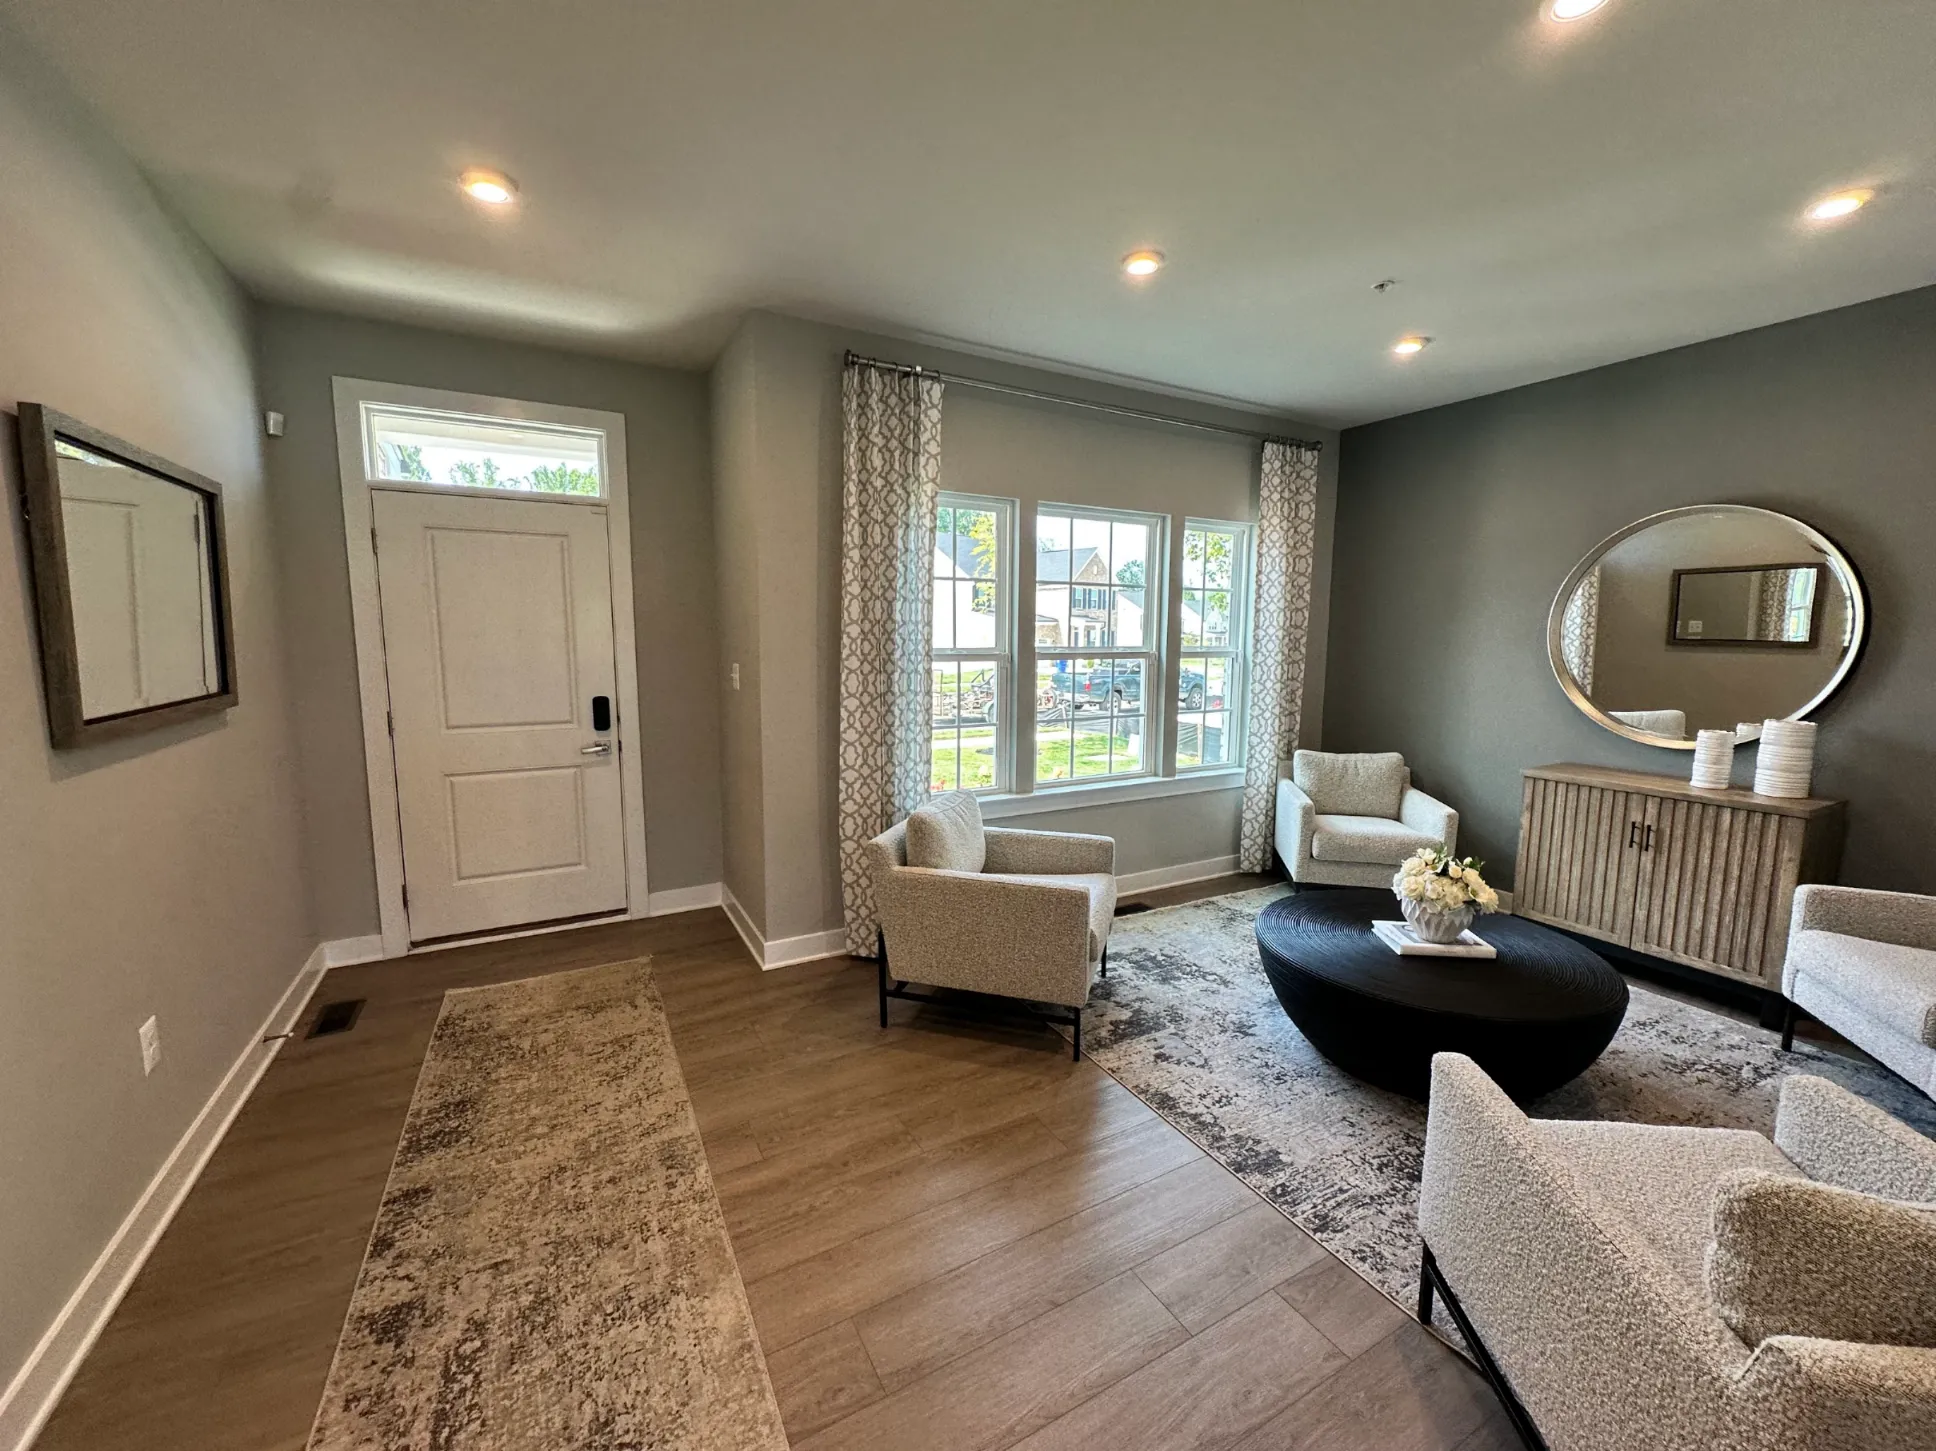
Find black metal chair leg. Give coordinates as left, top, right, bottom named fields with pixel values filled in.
left=1780, top=997, right=1798, bottom=1052
left=1100, top=947, right=1108, bottom=980
left=877, top=930, right=889, bottom=1030
left=1072, top=1006, right=1082, bottom=1062
left=1419, top=1242, right=1552, bottom=1451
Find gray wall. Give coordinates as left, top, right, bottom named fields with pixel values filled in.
left=0, top=38, right=311, bottom=1391
left=254, top=305, right=722, bottom=940
left=709, top=326, right=769, bottom=929
left=1325, top=285, right=1936, bottom=893
left=715, top=310, right=1336, bottom=941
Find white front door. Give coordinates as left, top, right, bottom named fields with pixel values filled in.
left=373, top=489, right=629, bottom=942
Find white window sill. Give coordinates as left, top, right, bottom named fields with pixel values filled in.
left=978, top=768, right=1246, bottom=819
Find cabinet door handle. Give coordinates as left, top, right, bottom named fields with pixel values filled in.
left=1643, top=823, right=1655, bottom=852
left=1627, top=821, right=1640, bottom=849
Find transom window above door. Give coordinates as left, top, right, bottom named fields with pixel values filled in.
left=361, top=404, right=607, bottom=498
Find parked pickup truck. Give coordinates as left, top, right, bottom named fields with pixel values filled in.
left=1045, top=662, right=1213, bottom=712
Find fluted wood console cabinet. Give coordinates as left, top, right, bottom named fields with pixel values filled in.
left=1513, top=764, right=1845, bottom=993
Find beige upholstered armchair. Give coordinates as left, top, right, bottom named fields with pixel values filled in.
left=1420, top=1052, right=1936, bottom=1451
left=1274, top=749, right=1458, bottom=888
left=1781, top=886, right=1936, bottom=1099
left=1610, top=707, right=1690, bottom=738
left=866, top=792, right=1116, bottom=1060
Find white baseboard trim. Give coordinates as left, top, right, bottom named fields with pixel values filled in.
left=720, top=887, right=848, bottom=971
left=764, top=927, right=850, bottom=970
left=646, top=882, right=724, bottom=916
left=321, top=934, right=386, bottom=968
left=720, top=885, right=762, bottom=965
left=1116, top=855, right=1242, bottom=897
left=0, top=947, right=327, bottom=1451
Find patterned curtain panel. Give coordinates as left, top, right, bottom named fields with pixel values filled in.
left=1237, top=440, right=1322, bottom=873
left=837, top=361, right=945, bottom=956
left=1561, top=565, right=1600, bottom=692
left=1752, top=567, right=1801, bottom=642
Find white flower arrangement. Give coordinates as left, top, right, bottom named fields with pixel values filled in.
left=1393, top=848, right=1501, bottom=915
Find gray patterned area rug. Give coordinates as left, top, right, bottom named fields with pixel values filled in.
left=307, top=960, right=787, bottom=1451
left=1086, top=886, right=1936, bottom=1313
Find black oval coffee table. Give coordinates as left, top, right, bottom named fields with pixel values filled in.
left=1256, top=888, right=1628, bottom=1101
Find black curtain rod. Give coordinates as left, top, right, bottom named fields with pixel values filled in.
left=844, top=350, right=1322, bottom=451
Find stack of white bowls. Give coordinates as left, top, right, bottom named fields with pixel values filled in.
left=1690, top=730, right=1736, bottom=790
left=1754, top=719, right=1818, bottom=798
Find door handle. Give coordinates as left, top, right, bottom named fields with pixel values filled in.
left=1643, top=823, right=1655, bottom=852
left=1627, top=821, right=1640, bottom=849
left=580, top=742, right=613, bottom=756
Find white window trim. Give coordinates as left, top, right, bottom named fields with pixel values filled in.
left=979, top=766, right=1245, bottom=819
left=331, top=377, right=650, bottom=959
left=932, top=492, right=1016, bottom=796
left=1029, top=501, right=1168, bottom=788
left=1176, top=517, right=1255, bottom=775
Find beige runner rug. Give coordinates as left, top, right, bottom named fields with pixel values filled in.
left=307, top=960, right=786, bottom=1451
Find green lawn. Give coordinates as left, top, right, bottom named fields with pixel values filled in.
left=1035, top=730, right=1134, bottom=780
left=931, top=723, right=1145, bottom=790
left=930, top=728, right=999, bottom=791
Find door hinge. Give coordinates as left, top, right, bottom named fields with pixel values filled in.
left=370, top=526, right=379, bottom=556
left=401, top=883, right=409, bottom=909
left=386, top=709, right=394, bottom=737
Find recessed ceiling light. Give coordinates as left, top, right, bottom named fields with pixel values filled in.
left=1549, top=0, right=1610, bottom=19
left=1392, top=336, right=1431, bottom=356
left=1122, top=250, right=1165, bottom=278
left=460, top=168, right=518, bottom=206
left=1806, top=188, right=1873, bottom=222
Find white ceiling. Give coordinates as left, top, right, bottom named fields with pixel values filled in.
left=5, top=0, right=1933, bottom=426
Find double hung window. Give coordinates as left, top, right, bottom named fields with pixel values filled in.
left=1033, top=506, right=1162, bottom=783
left=925, top=496, right=1253, bottom=796
left=1177, top=520, right=1251, bottom=770
left=929, top=495, right=1013, bottom=793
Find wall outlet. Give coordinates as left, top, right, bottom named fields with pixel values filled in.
left=730, top=662, right=741, bottom=690
left=138, top=1015, right=161, bottom=1076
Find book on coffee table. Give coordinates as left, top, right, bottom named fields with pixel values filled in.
left=1371, top=920, right=1498, bottom=959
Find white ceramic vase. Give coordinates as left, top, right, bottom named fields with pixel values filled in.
left=1402, top=897, right=1475, bottom=945
left=1690, top=729, right=1736, bottom=791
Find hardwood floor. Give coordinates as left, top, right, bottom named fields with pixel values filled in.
left=32, top=879, right=1518, bottom=1451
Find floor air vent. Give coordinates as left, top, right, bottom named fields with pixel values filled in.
left=307, top=999, right=366, bottom=1038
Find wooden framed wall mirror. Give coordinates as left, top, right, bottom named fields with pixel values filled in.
left=16, top=404, right=238, bottom=748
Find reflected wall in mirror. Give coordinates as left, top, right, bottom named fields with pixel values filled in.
left=1547, top=505, right=1864, bottom=749
left=17, top=404, right=237, bottom=748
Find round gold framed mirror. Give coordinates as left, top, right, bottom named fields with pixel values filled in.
left=1546, top=505, right=1866, bottom=750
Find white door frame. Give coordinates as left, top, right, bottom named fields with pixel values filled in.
left=332, top=377, right=651, bottom=959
